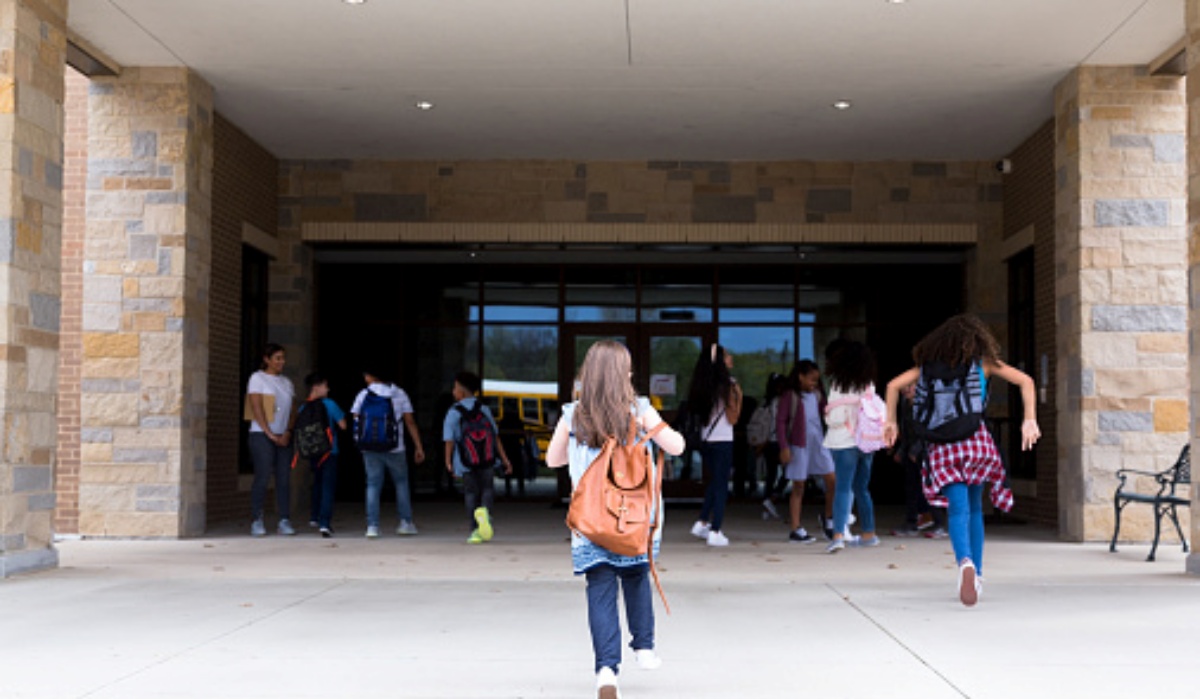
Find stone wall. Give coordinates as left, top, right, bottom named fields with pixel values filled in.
left=0, top=0, right=66, bottom=577
left=1054, top=67, right=1190, bottom=543
left=55, top=67, right=88, bottom=536
left=1003, top=121, right=1059, bottom=526
left=79, top=68, right=213, bottom=537
left=1188, top=0, right=1200, bottom=576
left=208, top=114, right=278, bottom=523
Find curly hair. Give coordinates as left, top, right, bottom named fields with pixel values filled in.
left=912, top=314, right=1001, bottom=368
left=826, top=341, right=876, bottom=393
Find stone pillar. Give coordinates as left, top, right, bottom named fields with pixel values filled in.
left=1187, top=1, right=1200, bottom=575
left=80, top=68, right=212, bottom=537
left=0, top=0, right=66, bottom=577
left=1054, top=67, right=1190, bottom=542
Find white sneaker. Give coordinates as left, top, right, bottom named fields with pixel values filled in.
left=690, top=521, right=711, bottom=539
left=958, top=560, right=979, bottom=607
left=397, top=520, right=418, bottom=536
left=706, top=530, right=729, bottom=547
left=635, top=649, right=662, bottom=670
left=365, top=525, right=380, bottom=538
left=277, top=519, right=296, bottom=536
left=596, top=667, right=620, bottom=699
left=250, top=518, right=266, bottom=537
left=826, top=538, right=846, bottom=554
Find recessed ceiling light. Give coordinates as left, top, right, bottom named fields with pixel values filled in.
left=832, top=100, right=852, bottom=110
left=343, top=0, right=367, bottom=5
left=415, top=101, right=435, bottom=111
left=886, top=0, right=907, bottom=4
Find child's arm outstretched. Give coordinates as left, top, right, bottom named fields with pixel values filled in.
left=984, top=360, right=1041, bottom=450
left=546, top=417, right=571, bottom=468
left=883, top=367, right=921, bottom=448
left=639, top=407, right=686, bottom=456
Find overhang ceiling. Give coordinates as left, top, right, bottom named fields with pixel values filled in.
left=69, top=0, right=1184, bottom=161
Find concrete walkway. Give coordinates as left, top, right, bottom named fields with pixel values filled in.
left=1, top=502, right=1196, bottom=699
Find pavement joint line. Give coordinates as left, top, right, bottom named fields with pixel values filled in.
left=825, top=582, right=970, bottom=699
left=74, top=578, right=350, bottom=699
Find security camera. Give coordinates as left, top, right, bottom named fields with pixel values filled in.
left=995, top=159, right=1013, bottom=174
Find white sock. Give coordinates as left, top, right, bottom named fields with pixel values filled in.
left=635, top=649, right=662, bottom=670
left=596, top=667, right=618, bottom=687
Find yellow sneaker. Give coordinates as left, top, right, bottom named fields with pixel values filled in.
left=467, top=529, right=484, bottom=544
left=474, top=507, right=494, bottom=542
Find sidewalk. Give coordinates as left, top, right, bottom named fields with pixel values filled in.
left=1, top=502, right=1196, bottom=699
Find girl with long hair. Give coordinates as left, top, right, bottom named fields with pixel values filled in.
left=547, top=341, right=685, bottom=699
left=823, top=341, right=880, bottom=553
left=687, top=344, right=743, bottom=547
left=884, top=314, right=1040, bottom=607
left=777, top=360, right=837, bottom=543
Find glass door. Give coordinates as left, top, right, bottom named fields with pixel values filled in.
left=642, top=325, right=711, bottom=499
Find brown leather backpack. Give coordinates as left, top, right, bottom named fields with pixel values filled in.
left=566, top=415, right=670, bottom=612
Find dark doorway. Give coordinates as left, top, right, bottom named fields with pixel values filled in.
left=238, top=246, right=270, bottom=475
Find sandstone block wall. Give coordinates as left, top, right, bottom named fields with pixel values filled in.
left=0, top=0, right=66, bottom=576
left=79, top=68, right=213, bottom=538
left=1188, top=0, right=1200, bottom=575
left=1055, top=66, right=1191, bottom=543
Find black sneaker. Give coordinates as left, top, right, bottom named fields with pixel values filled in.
left=789, top=528, right=817, bottom=544
left=319, top=527, right=333, bottom=538
left=818, top=514, right=834, bottom=541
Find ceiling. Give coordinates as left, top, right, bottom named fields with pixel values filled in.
left=69, top=0, right=1184, bottom=161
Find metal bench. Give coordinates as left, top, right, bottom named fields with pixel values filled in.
left=1109, top=445, right=1190, bottom=562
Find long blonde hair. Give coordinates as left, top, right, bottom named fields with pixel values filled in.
left=573, top=340, right=637, bottom=447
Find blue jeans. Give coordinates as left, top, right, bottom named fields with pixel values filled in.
left=832, top=447, right=875, bottom=535
left=699, top=441, right=734, bottom=532
left=363, top=451, right=412, bottom=526
left=309, top=453, right=338, bottom=529
left=586, top=563, right=654, bottom=674
left=944, top=483, right=985, bottom=573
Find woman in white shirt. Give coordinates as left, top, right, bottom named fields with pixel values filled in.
left=687, top=344, right=743, bottom=547
left=823, top=341, right=880, bottom=553
left=247, top=343, right=297, bottom=537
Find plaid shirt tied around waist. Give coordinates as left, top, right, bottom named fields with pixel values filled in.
left=922, top=424, right=1013, bottom=512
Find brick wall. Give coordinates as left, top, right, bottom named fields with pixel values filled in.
left=55, top=68, right=88, bottom=535
left=1004, top=121, right=1059, bottom=527
left=208, top=114, right=279, bottom=523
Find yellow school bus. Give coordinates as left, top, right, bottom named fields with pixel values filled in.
left=481, top=379, right=559, bottom=460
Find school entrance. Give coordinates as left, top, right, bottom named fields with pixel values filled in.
left=313, top=245, right=966, bottom=504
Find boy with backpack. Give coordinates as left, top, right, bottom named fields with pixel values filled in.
left=443, top=371, right=513, bottom=544
left=293, top=373, right=347, bottom=537
left=352, top=370, right=426, bottom=538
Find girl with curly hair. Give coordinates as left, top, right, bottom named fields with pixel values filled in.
left=883, top=314, right=1041, bottom=607
left=823, top=341, right=881, bottom=553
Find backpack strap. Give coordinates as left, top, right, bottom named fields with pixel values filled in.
left=646, top=445, right=670, bottom=615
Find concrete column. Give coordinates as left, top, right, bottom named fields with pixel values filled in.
left=80, top=68, right=212, bottom=537
left=1054, top=67, right=1190, bottom=542
left=1187, top=1, right=1200, bottom=575
left=0, top=0, right=66, bottom=577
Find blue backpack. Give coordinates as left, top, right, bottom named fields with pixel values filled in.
left=355, top=391, right=399, bottom=452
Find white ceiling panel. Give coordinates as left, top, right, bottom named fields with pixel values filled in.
left=67, top=0, right=1185, bottom=160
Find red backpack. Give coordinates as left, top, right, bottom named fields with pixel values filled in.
left=454, top=403, right=498, bottom=469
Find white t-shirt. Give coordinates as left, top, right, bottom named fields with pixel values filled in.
left=351, top=383, right=414, bottom=454
left=824, top=383, right=872, bottom=450
left=704, top=401, right=735, bottom=443
left=247, top=371, right=295, bottom=435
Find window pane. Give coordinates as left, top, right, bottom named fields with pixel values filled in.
left=719, top=267, right=793, bottom=322
left=483, top=326, right=558, bottom=383
left=718, top=326, right=794, bottom=404
left=484, top=268, right=559, bottom=322
left=405, top=270, right=480, bottom=323
left=641, top=268, right=712, bottom=322
left=566, top=268, right=635, bottom=322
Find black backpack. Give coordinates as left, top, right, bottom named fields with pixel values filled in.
left=294, top=399, right=334, bottom=465
left=454, top=403, right=498, bottom=469
left=911, top=361, right=986, bottom=444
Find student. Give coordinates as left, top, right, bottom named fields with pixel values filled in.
left=823, top=342, right=881, bottom=553
left=777, top=360, right=836, bottom=543
left=546, top=341, right=685, bottom=699
left=351, top=370, right=426, bottom=538
left=750, top=373, right=788, bottom=520
left=890, top=383, right=944, bottom=538
left=295, top=373, right=347, bottom=538
left=687, top=344, right=743, bottom=547
left=443, top=371, right=514, bottom=544
left=884, top=314, right=1040, bottom=606
left=247, top=343, right=297, bottom=537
